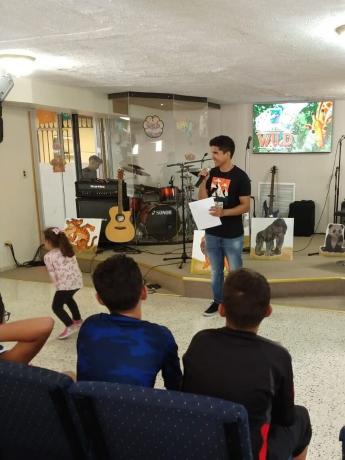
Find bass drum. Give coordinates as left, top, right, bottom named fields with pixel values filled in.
left=143, top=204, right=180, bottom=240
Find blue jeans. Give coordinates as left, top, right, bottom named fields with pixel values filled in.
left=205, top=233, right=243, bottom=303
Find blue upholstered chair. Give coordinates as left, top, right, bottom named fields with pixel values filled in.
left=0, top=360, right=86, bottom=460
left=70, top=381, right=253, bottom=460
left=340, top=426, right=345, bottom=459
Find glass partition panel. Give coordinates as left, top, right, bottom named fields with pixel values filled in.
left=105, top=93, right=221, bottom=244
left=36, top=110, right=76, bottom=227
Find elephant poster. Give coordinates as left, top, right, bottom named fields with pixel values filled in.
left=250, top=218, right=294, bottom=261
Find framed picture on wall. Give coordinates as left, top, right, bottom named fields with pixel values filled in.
left=253, top=101, right=333, bottom=153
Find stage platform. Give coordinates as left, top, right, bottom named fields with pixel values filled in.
left=77, top=233, right=345, bottom=304
left=1, top=235, right=344, bottom=309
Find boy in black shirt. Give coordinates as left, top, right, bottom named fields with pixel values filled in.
left=198, top=135, right=251, bottom=316
left=183, top=269, right=311, bottom=460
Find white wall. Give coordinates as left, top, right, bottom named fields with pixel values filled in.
left=0, top=106, right=40, bottom=270
left=0, top=78, right=113, bottom=271
left=220, top=102, right=345, bottom=231
left=7, top=77, right=112, bottom=115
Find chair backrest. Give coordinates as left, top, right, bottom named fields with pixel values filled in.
left=0, top=360, right=86, bottom=460
left=70, top=381, right=253, bottom=460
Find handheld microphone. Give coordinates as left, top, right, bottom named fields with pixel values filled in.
left=195, top=168, right=210, bottom=187
left=246, top=136, right=252, bottom=150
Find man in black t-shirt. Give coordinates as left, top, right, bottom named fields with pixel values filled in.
left=81, top=155, right=103, bottom=180
left=198, top=135, right=251, bottom=316
left=183, top=269, right=312, bottom=460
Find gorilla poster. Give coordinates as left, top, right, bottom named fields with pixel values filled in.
left=250, top=218, right=294, bottom=261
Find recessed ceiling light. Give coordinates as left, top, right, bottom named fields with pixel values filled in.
left=0, top=54, right=36, bottom=77
left=120, top=116, right=130, bottom=120
left=335, top=24, right=345, bottom=36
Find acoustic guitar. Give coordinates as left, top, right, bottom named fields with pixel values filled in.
left=263, top=166, right=279, bottom=218
left=105, top=169, right=135, bottom=243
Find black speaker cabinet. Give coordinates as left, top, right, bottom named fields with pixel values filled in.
left=288, top=200, right=315, bottom=236
left=76, top=198, right=115, bottom=220
left=76, top=198, right=115, bottom=246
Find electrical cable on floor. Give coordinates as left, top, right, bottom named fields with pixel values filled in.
left=139, top=244, right=193, bottom=256
left=112, top=244, right=142, bottom=254
left=5, top=242, right=45, bottom=267
left=294, top=138, right=341, bottom=254
left=143, top=262, right=182, bottom=284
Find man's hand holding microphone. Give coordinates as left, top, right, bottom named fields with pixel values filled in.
left=196, top=168, right=210, bottom=187
left=196, top=168, right=224, bottom=217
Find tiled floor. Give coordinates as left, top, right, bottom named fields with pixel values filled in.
left=0, top=277, right=344, bottom=459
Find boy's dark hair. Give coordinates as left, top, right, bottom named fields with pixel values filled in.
left=209, top=135, right=235, bottom=158
left=223, top=268, right=270, bottom=328
left=44, top=228, right=74, bottom=258
left=92, top=255, right=143, bottom=312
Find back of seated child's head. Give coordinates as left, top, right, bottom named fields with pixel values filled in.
left=223, top=268, right=270, bottom=329
left=92, top=255, right=143, bottom=313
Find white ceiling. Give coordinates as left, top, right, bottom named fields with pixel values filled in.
left=1, top=0, right=345, bottom=103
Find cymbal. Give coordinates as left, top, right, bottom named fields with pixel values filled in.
left=123, top=165, right=150, bottom=176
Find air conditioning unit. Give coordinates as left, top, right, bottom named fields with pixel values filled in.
left=258, top=182, right=295, bottom=217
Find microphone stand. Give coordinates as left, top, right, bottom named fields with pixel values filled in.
left=333, top=136, right=345, bottom=265
left=163, top=161, right=191, bottom=268
left=309, top=135, right=344, bottom=257
left=244, top=136, right=252, bottom=176
left=243, top=137, right=252, bottom=253
left=334, top=136, right=344, bottom=223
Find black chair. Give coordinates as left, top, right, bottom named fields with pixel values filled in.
left=0, top=360, right=87, bottom=460
left=70, top=381, right=253, bottom=460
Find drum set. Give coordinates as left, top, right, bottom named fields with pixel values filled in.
left=124, top=163, right=199, bottom=243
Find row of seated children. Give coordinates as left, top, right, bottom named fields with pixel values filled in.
left=0, top=253, right=312, bottom=460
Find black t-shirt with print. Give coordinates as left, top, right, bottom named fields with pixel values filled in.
left=182, top=328, right=295, bottom=459
left=205, top=165, right=251, bottom=238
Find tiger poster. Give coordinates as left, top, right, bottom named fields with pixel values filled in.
left=191, top=230, right=229, bottom=275
left=64, top=218, right=102, bottom=253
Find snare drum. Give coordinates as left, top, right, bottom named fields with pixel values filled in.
left=159, top=186, right=179, bottom=202
left=140, top=204, right=180, bottom=240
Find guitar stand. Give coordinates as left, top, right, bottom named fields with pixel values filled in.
left=112, top=244, right=141, bottom=254
left=163, top=161, right=192, bottom=269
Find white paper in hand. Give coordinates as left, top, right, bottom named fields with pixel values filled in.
left=188, top=197, right=221, bottom=230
